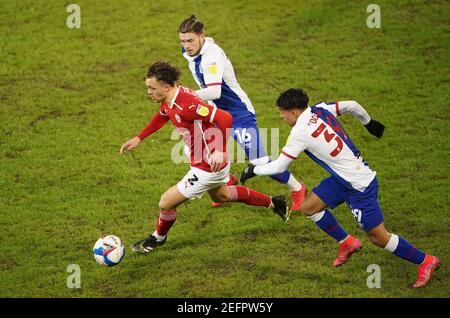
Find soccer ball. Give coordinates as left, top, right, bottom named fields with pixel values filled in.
left=93, top=235, right=125, bottom=266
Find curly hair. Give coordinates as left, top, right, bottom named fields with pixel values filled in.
left=276, top=88, right=309, bottom=110
left=146, top=61, right=181, bottom=86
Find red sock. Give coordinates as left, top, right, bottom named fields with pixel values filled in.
left=156, top=210, right=177, bottom=236
left=228, top=185, right=271, bottom=208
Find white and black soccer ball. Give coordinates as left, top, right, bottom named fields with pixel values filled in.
left=93, top=235, right=125, bottom=266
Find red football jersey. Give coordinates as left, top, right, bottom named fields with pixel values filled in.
left=159, top=86, right=227, bottom=172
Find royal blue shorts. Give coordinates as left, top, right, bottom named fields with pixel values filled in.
left=232, top=122, right=267, bottom=161
left=312, top=176, right=384, bottom=231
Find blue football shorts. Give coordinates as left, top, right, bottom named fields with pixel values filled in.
left=312, top=176, right=384, bottom=231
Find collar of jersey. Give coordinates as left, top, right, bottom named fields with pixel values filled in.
left=168, top=86, right=180, bottom=108
left=296, top=107, right=312, bottom=125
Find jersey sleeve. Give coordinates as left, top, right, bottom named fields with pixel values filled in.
left=281, top=130, right=307, bottom=160
left=137, top=104, right=170, bottom=140
left=316, top=101, right=340, bottom=117
left=201, top=48, right=225, bottom=86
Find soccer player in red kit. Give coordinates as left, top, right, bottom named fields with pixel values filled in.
left=120, top=61, right=289, bottom=253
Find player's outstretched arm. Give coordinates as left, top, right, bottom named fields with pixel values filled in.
left=338, top=101, right=385, bottom=138
left=120, top=137, right=141, bottom=155
left=240, top=154, right=294, bottom=184
left=119, top=111, right=169, bottom=155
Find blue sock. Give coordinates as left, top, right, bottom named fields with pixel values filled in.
left=384, top=234, right=426, bottom=265
left=269, top=170, right=291, bottom=184
left=308, top=210, right=348, bottom=242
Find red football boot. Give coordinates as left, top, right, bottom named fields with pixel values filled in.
left=291, top=184, right=307, bottom=212
left=333, top=235, right=362, bottom=267
left=412, top=255, right=440, bottom=288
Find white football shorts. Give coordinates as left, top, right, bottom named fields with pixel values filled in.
left=177, top=163, right=231, bottom=200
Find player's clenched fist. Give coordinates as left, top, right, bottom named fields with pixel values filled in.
left=120, top=136, right=141, bottom=155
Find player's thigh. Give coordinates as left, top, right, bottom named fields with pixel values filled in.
left=309, top=176, right=346, bottom=214
left=159, top=185, right=189, bottom=211
left=346, top=177, right=384, bottom=232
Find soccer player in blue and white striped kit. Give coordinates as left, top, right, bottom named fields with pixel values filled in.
left=240, top=88, right=440, bottom=288
left=178, top=15, right=306, bottom=210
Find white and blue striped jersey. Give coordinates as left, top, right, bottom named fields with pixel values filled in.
left=281, top=102, right=376, bottom=192
left=182, top=37, right=256, bottom=126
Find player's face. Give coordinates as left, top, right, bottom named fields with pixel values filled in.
left=179, top=32, right=205, bottom=56
left=146, top=77, right=169, bottom=102
left=279, top=108, right=298, bottom=127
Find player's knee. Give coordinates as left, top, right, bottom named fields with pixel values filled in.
left=158, top=194, right=171, bottom=210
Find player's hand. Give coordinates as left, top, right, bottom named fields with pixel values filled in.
left=209, top=151, right=228, bottom=172
left=240, top=164, right=256, bottom=185
left=365, top=119, right=385, bottom=138
left=120, top=136, right=141, bottom=155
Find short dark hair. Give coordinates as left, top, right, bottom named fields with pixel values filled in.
left=276, top=88, right=309, bottom=110
left=179, top=15, right=204, bottom=34
left=146, top=61, right=181, bottom=86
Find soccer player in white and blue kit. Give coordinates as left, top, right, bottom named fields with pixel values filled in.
left=240, top=88, right=440, bottom=288
left=178, top=15, right=306, bottom=210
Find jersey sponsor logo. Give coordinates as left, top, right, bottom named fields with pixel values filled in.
left=207, top=63, right=218, bottom=75
left=196, top=105, right=210, bottom=117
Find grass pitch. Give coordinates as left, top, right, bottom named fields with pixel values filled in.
left=0, top=0, right=449, bottom=297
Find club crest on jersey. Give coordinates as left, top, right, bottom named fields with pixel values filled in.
left=208, top=63, right=218, bottom=75
left=175, top=114, right=181, bottom=123
left=196, top=105, right=209, bottom=117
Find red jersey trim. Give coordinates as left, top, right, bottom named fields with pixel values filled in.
left=281, top=151, right=297, bottom=160
left=206, top=82, right=222, bottom=86
left=335, top=101, right=340, bottom=116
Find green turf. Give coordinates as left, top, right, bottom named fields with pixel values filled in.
left=0, top=0, right=449, bottom=297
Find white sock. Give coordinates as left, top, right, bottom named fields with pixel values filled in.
left=306, top=211, right=325, bottom=222
left=384, top=234, right=399, bottom=253
left=152, top=231, right=166, bottom=241
left=287, top=175, right=302, bottom=192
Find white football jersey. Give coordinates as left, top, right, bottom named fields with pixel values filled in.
left=182, top=37, right=256, bottom=124
left=282, top=102, right=376, bottom=192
